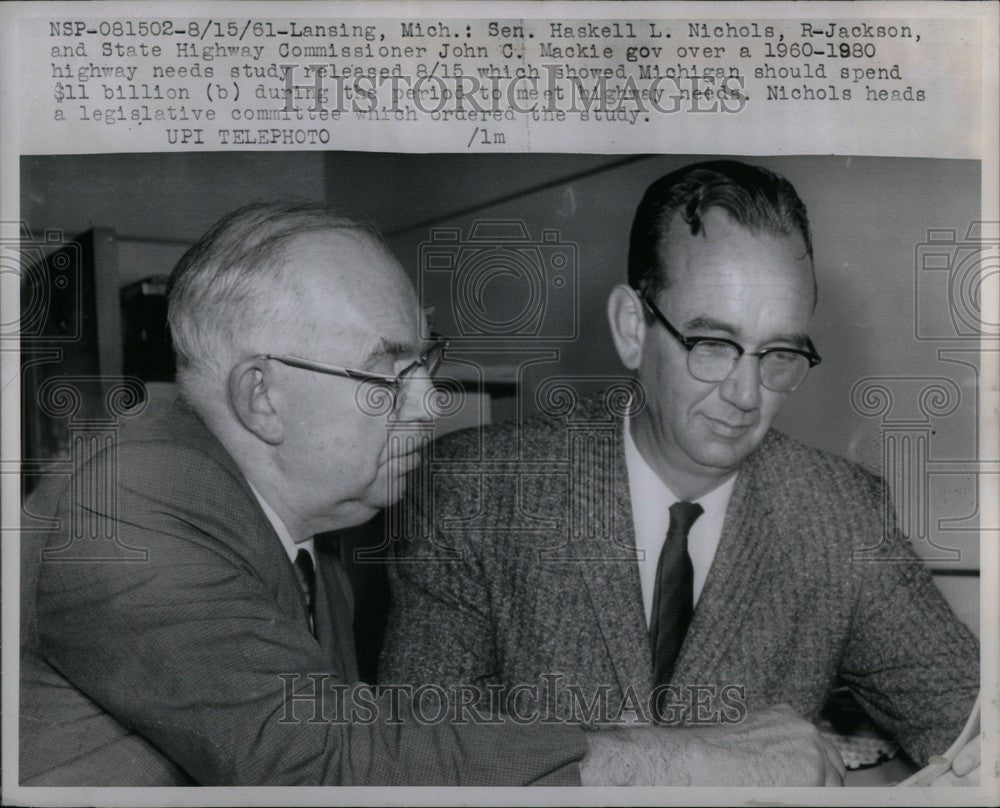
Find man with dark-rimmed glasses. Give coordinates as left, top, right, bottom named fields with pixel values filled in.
left=638, top=295, right=821, bottom=394
left=382, top=160, right=980, bottom=786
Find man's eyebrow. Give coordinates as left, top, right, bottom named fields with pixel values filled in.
left=683, top=316, right=738, bottom=335
left=767, top=332, right=812, bottom=349
left=684, top=316, right=811, bottom=347
left=362, top=337, right=415, bottom=365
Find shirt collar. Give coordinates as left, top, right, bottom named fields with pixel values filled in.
left=245, top=479, right=315, bottom=565
left=623, top=413, right=738, bottom=511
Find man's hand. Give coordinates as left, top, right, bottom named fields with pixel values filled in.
left=929, top=737, right=980, bottom=787
left=580, top=703, right=846, bottom=786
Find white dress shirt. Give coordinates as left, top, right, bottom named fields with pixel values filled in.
left=245, top=480, right=316, bottom=567
left=623, top=419, right=737, bottom=627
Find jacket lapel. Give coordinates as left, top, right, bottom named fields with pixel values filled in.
left=164, top=399, right=360, bottom=677
left=570, top=411, right=653, bottom=698
left=163, top=399, right=315, bottom=625
left=672, top=450, right=776, bottom=681
left=562, top=392, right=779, bottom=695
left=313, top=545, right=359, bottom=680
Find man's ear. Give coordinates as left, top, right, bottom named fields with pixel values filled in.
left=607, top=284, right=646, bottom=370
left=228, top=358, right=284, bottom=445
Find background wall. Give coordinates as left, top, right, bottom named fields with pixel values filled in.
left=21, top=154, right=983, bottom=626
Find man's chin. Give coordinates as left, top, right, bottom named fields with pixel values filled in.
left=689, top=435, right=756, bottom=474
left=381, top=477, right=408, bottom=507
left=327, top=500, right=382, bottom=532
left=367, top=466, right=412, bottom=509
left=361, top=449, right=426, bottom=511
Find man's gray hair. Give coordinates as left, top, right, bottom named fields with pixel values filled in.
left=167, top=202, right=386, bottom=394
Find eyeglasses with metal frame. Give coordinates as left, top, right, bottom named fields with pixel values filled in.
left=641, top=296, right=821, bottom=392
left=259, top=333, right=448, bottom=409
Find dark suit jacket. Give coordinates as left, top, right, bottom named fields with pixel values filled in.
left=381, top=392, right=979, bottom=766
left=20, top=398, right=586, bottom=786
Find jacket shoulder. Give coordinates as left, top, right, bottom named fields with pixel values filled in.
left=433, top=391, right=620, bottom=462
left=29, top=398, right=264, bottom=568
left=751, top=431, right=886, bottom=531
left=756, top=430, right=882, bottom=492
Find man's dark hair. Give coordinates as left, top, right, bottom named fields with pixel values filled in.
left=627, top=160, right=814, bottom=301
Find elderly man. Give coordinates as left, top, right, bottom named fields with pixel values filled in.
left=381, top=161, right=981, bottom=783
left=20, top=202, right=845, bottom=787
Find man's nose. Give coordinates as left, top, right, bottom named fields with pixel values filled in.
left=394, top=372, right=436, bottom=423
left=718, top=353, right=762, bottom=411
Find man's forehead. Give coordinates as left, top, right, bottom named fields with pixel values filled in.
left=278, top=231, right=421, bottom=355
left=355, top=302, right=431, bottom=355
left=660, top=209, right=811, bottom=287
left=286, top=231, right=409, bottom=300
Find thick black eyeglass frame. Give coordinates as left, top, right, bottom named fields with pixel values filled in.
left=641, top=295, right=822, bottom=377
left=260, top=333, right=448, bottom=396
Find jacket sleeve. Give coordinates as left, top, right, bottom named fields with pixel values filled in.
left=379, top=452, right=502, bottom=692
left=838, top=471, right=979, bottom=766
left=36, top=443, right=586, bottom=786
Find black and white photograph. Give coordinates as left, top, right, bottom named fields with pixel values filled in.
left=2, top=3, right=997, bottom=806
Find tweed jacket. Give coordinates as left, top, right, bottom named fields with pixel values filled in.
left=381, top=391, right=979, bottom=766
left=20, top=398, right=586, bottom=786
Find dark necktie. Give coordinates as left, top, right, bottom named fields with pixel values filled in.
left=294, top=548, right=317, bottom=638
left=650, top=501, right=703, bottom=688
